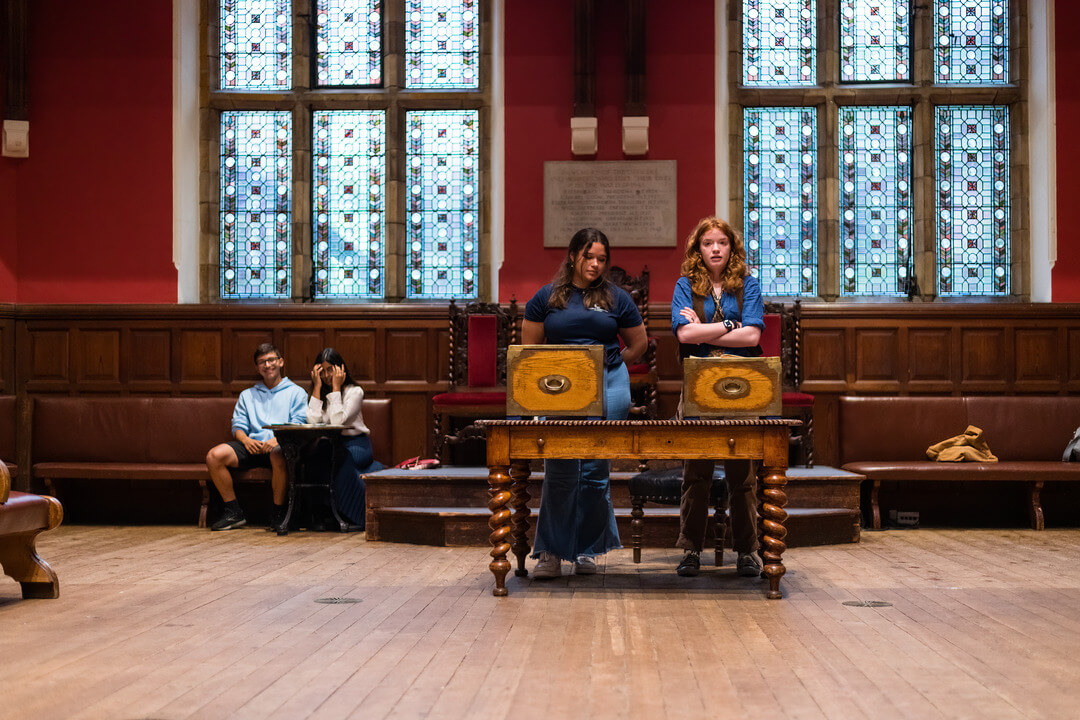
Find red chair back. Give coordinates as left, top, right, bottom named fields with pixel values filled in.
left=760, top=313, right=782, bottom=357
left=466, top=314, right=499, bottom=387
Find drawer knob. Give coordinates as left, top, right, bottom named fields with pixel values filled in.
left=537, top=437, right=546, bottom=450
left=728, top=437, right=736, bottom=450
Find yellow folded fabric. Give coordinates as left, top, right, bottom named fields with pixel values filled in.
left=926, top=425, right=998, bottom=462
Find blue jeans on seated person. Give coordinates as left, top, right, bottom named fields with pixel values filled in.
left=334, top=434, right=374, bottom=527
left=531, top=362, right=631, bottom=561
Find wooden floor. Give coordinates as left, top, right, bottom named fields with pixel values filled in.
left=2, top=527, right=1080, bottom=720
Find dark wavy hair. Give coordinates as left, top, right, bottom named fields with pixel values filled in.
left=548, top=227, right=614, bottom=310
left=679, top=216, right=749, bottom=297
left=312, top=347, right=356, bottom=403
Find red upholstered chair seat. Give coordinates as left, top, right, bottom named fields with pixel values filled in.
left=781, top=391, right=815, bottom=407
left=626, top=362, right=652, bottom=376
left=432, top=391, right=506, bottom=408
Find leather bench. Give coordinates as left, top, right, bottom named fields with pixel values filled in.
left=30, top=395, right=392, bottom=527
left=0, top=459, right=62, bottom=599
left=839, top=396, right=1080, bottom=530
left=0, top=396, right=16, bottom=478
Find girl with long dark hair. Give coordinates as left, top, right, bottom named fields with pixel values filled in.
left=520, top=228, right=649, bottom=578
left=306, top=347, right=373, bottom=528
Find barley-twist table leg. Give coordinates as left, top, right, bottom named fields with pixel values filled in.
left=509, top=460, right=532, bottom=576
left=759, top=465, right=788, bottom=600
left=488, top=464, right=513, bottom=596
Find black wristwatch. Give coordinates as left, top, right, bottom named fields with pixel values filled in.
left=722, top=319, right=735, bottom=331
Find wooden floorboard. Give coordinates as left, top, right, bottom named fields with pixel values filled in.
left=2, top=526, right=1080, bottom=720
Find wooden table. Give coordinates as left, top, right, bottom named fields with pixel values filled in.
left=477, top=418, right=800, bottom=599
left=266, top=424, right=352, bottom=534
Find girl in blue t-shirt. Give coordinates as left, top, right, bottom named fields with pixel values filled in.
left=669, top=216, right=764, bottom=580
left=521, top=227, right=648, bottom=579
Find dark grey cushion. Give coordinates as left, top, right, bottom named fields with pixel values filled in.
left=628, top=466, right=727, bottom=506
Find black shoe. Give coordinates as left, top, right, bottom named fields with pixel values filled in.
left=676, top=551, right=701, bottom=577
left=211, top=507, right=247, bottom=531
left=737, top=552, right=762, bottom=577
left=268, top=506, right=287, bottom=534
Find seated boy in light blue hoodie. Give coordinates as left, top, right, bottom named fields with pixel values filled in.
left=205, top=342, right=307, bottom=531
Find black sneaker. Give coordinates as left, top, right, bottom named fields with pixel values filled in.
left=676, top=551, right=701, bottom=577
left=737, top=552, right=762, bottom=577
left=210, top=507, right=247, bottom=531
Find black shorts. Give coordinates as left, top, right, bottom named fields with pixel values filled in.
left=227, top=440, right=273, bottom=470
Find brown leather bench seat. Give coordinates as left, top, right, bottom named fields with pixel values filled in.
left=30, top=395, right=392, bottom=527
left=839, top=395, right=1080, bottom=530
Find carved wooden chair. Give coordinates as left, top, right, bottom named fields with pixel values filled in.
left=762, top=300, right=815, bottom=466
left=431, top=299, right=518, bottom=463
left=629, top=466, right=730, bottom=566
left=609, top=265, right=658, bottom=419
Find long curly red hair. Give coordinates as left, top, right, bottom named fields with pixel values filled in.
left=679, top=217, right=748, bottom=297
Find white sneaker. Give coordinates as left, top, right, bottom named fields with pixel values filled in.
left=573, top=555, right=598, bottom=575
left=532, top=552, right=562, bottom=579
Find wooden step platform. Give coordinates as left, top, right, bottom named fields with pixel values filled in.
left=365, top=465, right=864, bottom=548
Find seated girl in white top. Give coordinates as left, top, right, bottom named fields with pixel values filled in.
left=306, top=347, right=373, bottom=527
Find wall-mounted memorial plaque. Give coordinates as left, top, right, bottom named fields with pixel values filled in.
left=543, top=160, right=677, bottom=247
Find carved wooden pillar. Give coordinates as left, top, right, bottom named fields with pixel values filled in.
left=573, top=0, right=595, bottom=118
left=624, top=0, right=646, bottom=117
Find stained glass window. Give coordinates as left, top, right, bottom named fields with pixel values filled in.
left=743, top=0, right=816, bottom=87
left=312, top=111, right=385, bottom=299
left=220, top=0, right=292, bottom=90
left=315, top=1, right=382, bottom=86
left=744, top=107, right=817, bottom=296
left=405, top=0, right=479, bottom=89
left=934, top=0, right=1008, bottom=84
left=840, top=1, right=911, bottom=82
left=405, top=111, right=479, bottom=299
left=935, top=105, right=1009, bottom=296
left=220, top=111, right=292, bottom=299
left=839, top=106, right=912, bottom=296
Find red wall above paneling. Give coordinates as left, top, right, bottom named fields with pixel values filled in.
left=12, top=2, right=176, bottom=303
left=499, top=0, right=716, bottom=305
left=1054, top=2, right=1080, bottom=301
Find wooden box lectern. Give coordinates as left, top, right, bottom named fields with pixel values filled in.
left=681, top=356, right=783, bottom=418
left=506, top=345, right=604, bottom=416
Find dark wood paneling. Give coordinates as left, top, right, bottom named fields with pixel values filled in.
left=76, top=329, right=121, bottom=384
left=0, top=305, right=13, bottom=394
left=179, top=330, right=223, bottom=389
left=281, top=330, right=328, bottom=378
left=802, top=329, right=846, bottom=386
left=960, top=328, right=1009, bottom=390
left=1014, top=328, right=1059, bottom=390
left=908, top=329, right=952, bottom=387
left=332, top=330, right=377, bottom=382
left=385, top=330, right=430, bottom=381
left=854, top=329, right=900, bottom=387
left=28, top=330, right=70, bottom=384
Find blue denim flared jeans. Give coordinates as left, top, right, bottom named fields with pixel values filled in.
left=531, top=362, right=631, bottom=560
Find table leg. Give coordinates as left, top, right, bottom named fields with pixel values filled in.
left=278, top=440, right=302, bottom=537
left=488, top=463, right=512, bottom=597
left=759, top=465, right=788, bottom=600
left=509, top=460, right=532, bottom=577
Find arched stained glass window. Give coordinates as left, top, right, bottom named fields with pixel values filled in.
left=744, top=107, right=818, bottom=297
left=934, top=0, right=1008, bottom=85
left=405, top=0, right=479, bottom=89
left=935, top=105, right=1009, bottom=296
left=220, top=111, right=292, bottom=300
left=840, top=0, right=911, bottom=82
left=315, top=0, right=382, bottom=87
left=839, top=106, right=913, bottom=296
left=220, top=0, right=292, bottom=90
left=312, top=111, right=386, bottom=299
left=406, top=110, right=479, bottom=299
left=743, top=0, right=816, bottom=87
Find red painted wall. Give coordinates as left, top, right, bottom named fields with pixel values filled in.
left=11, top=1, right=176, bottom=303
left=1054, top=4, right=1080, bottom=301
left=500, top=0, right=716, bottom=304
left=0, top=59, right=16, bottom=301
